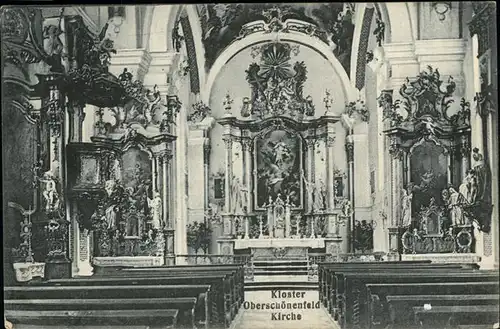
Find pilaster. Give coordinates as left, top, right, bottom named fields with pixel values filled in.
left=187, top=117, right=215, bottom=225
left=109, top=49, right=152, bottom=82
left=414, top=39, right=467, bottom=92
left=141, top=51, right=178, bottom=89
left=383, top=42, right=419, bottom=88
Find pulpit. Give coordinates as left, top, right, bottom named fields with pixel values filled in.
left=66, top=68, right=180, bottom=267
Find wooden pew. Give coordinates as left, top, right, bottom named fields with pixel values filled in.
left=336, top=271, right=499, bottom=329
left=42, top=274, right=232, bottom=327
left=385, top=294, right=500, bottom=329
left=323, top=264, right=474, bottom=315
left=5, top=285, right=212, bottom=328
left=318, top=260, right=431, bottom=302
left=413, top=305, right=499, bottom=328
left=4, top=309, right=179, bottom=328
left=319, top=262, right=478, bottom=308
left=366, top=282, right=499, bottom=328
left=5, top=297, right=198, bottom=329
left=114, top=268, right=242, bottom=324
left=115, top=265, right=244, bottom=313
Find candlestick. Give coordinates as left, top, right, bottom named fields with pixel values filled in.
left=258, top=215, right=263, bottom=239
left=324, top=90, right=333, bottom=114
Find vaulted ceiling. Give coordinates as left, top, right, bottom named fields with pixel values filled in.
left=195, top=3, right=356, bottom=75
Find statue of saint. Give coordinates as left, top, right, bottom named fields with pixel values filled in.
left=341, top=199, right=353, bottom=217
left=459, top=169, right=476, bottom=204
left=40, top=173, right=60, bottom=212
left=401, top=187, right=413, bottom=227
left=148, top=191, right=163, bottom=230
left=313, top=179, right=326, bottom=211
left=105, top=205, right=118, bottom=230
left=471, top=148, right=491, bottom=203
left=231, top=177, right=243, bottom=214
left=448, top=187, right=465, bottom=226
left=301, top=170, right=314, bottom=211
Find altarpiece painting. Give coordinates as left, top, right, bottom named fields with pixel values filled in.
left=255, top=129, right=302, bottom=209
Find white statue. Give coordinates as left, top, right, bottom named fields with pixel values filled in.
left=105, top=205, right=118, bottom=229
left=423, top=117, right=436, bottom=135
left=148, top=191, right=163, bottom=230
left=401, top=188, right=413, bottom=227
left=313, top=179, right=326, bottom=211
left=40, top=173, right=60, bottom=212
left=341, top=199, right=353, bottom=217
left=459, top=170, right=476, bottom=204
left=301, top=170, right=314, bottom=211
left=448, top=187, right=465, bottom=226
left=105, top=179, right=116, bottom=197
left=231, top=177, right=244, bottom=214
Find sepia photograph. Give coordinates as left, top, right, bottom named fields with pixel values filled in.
left=1, top=2, right=498, bottom=329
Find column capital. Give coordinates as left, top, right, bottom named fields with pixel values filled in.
left=325, top=135, right=336, bottom=147
left=241, top=137, right=253, bottom=152
left=222, top=135, right=234, bottom=147
left=305, top=137, right=316, bottom=148
left=157, top=151, right=173, bottom=164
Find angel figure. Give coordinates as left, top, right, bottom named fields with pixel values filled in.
left=401, top=188, right=413, bottom=227
left=43, top=10, right=66, bottom=72
left=145, top=85, right=161, bottom=124
left=148, top=191, right=163, bottom=230
left=423, top=117, right=437, bottom=135
left=123, top=126, right=137, bottom=142
left=420, top=169, right=434, bottom=189
left=273, top=141, right=290, bottom=166
left=40, top=173, right=60, bottom=212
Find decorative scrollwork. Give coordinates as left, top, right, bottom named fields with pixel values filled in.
left=373, top=13, right=385, bottom=47
left=345, top=99, right=369, bottom=123
left=244, top=42, right=315, bottom=120
left=188, top=101, right=211, bottom=123
left=345, top=141, right=354, bottom=162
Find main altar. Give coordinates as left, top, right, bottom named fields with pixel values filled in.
left=214, top=43, right=354, bottom=259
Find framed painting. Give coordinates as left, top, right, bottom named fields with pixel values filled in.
left=254, top=129, right=303, bottom=210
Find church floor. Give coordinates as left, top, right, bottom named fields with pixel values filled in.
left=231, top=290, right=339, bottom=329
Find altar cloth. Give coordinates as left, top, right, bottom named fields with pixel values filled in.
left=234, top=238, right=325, bottom=249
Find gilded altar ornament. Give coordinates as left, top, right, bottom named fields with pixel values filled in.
left=244, top=42, right=314, bottom=120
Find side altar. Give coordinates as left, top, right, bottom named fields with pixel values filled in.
left=214, top=42, right=354, bottom=258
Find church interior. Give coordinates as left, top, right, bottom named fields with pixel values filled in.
left=2, top=3, right=499, bottom=329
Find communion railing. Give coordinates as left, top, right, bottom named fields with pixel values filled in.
left=400, top=225, right=474, bottom=254
left=176, top=254, right=254, bottom=281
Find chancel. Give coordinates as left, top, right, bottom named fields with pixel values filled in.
left=2, top=3, right=498, bottom=329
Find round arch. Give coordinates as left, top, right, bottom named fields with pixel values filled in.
left=349, top=2, right=417, bottom=90
left=146, top=5, right=206, bottom=93
left=202, top=32, right=357, bottom=105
